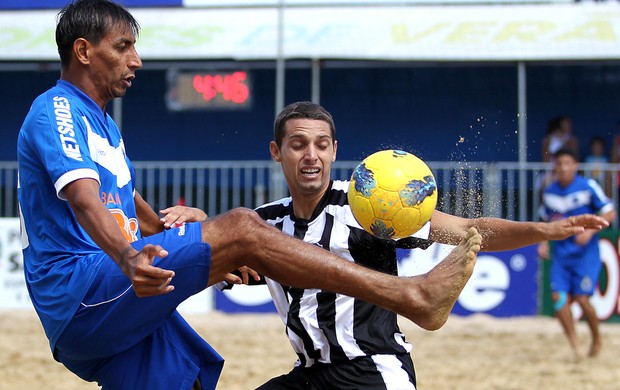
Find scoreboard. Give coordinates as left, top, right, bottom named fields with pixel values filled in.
left=166, top=69, right=252, bottom=111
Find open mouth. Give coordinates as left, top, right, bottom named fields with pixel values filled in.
left=300, top=168, right=320, bottom=177
left=124, top=75, right=135, bottom=87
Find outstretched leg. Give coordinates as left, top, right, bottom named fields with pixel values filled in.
left=203, top=209, right=481, bottom=329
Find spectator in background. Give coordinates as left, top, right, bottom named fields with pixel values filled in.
left=584, top=136, right=610, bottom=193
left=610, top=121, right=620, bottom=164
left=538, top=147, right=616, bottom=360
left=538, top=115, right=580, bottom=193
left=609, top=121, right=620, bottom=196
left=541, top=116, right=579, bottom=163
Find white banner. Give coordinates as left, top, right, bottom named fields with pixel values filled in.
left=2, top=3, right=620, bottom=61
left=0, top=218, right=30, bottom=309
left=0, top=217, right=213, bottom=313
left=183, top=0, right=571, bottom=6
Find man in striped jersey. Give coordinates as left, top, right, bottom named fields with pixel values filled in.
left=226, top=101, right=609, bottom=390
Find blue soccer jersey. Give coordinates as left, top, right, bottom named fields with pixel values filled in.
left=540, top=175, right=614, bottom=262
left=17, top=80, right=139, bottom=350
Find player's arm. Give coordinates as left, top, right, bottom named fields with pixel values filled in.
left=64, top=178, right=175, bottom=297
left=599, top=209, right=616, bottom=226
left=429, top=210, right=609, bottom=251
left=574, top=209, right=616, bottom=246
left=159, top=205, right=208, bottom=228
left=134, top=191, right=165, bottom=237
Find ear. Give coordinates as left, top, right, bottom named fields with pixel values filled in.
left=332, top=140, right=338, bottom=162
left=73, top=38, right=91, bottom=65
left=269, top=141, right=281, bottom=162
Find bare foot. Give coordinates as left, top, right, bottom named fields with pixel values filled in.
left=589, top=338, right=602, bottom=357
left=403, top=226, right=482, bottom=330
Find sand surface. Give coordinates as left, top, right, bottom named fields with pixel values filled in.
left=2, top=309, right=620, bottom=390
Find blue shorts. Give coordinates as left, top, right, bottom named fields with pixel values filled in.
left=55, top=222, right=224, bottom=390
left=551, top=256, right=602, bottom=296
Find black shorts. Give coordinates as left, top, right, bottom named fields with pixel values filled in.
left=256, top=354, right=416, bottom=390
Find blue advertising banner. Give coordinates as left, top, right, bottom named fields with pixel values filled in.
left=0, top=0, right=182, bottom=9
left=397, top=244, right=539, bottom=317
left=451, top=246, right=539, bottom=317
left=216, top=245, right=540, bottom=315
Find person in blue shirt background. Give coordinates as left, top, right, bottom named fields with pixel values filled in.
left=538, top=147, right=616, bottom=359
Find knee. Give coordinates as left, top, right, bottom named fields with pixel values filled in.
left=221, top=207, right=270, bottom=242
left=553, top=291, right=568, bottom=311
left=226, top=207, right=264, bottom=226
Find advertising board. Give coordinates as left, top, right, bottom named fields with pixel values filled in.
left=0, top=218, right=30, bottom=309
left=216, top=242, right=539, bottom=316
left=541, top=231, right=620, bottom=322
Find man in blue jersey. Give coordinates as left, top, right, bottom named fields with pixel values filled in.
left=214, top=101, right=612, bottom=389
left=538, top=147, right=615, bottom=359
left=17, top=2, right=499, bottom=389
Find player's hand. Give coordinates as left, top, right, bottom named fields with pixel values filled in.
left=223, top=266, right=261, bottom=285
left=574, top=230, right=596, bottom=246
left=545, top=214, right=609, bottom=240
left=159, top=205, right=208, bottom=228
left=537, top=241, right=550, bottom=260
left=120, top=244, right=175, bottom=297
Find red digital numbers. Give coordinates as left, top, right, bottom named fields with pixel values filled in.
left=192, top=71, right=250, bottom=105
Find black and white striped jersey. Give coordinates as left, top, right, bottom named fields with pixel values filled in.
left=255, top=180, right=433, bottom=368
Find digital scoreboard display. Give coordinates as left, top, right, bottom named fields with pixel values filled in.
left=166, top=69, right=252, bottom=111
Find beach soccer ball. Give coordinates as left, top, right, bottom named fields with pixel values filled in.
left=347, top=149, right=437, bottom=239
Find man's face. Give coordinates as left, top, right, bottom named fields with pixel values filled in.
left=554, top=153, right=578, bottom=186
left=87, top=23, right=142, bottom=104
left=270, top=118, right=337, bottom=198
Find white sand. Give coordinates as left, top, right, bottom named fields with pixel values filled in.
left=2, top=310, right=620, bottom=390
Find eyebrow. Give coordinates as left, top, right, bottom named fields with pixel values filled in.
left=287, top=132, right=331, bottom=139
left=116, top=37, right=135, bottom=45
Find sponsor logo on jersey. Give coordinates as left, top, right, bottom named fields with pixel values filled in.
left=52, top=96, right=82, bottom=161
left=110, top=208, right=139, bottom=242
left=101, top=191, right=122, bottom=206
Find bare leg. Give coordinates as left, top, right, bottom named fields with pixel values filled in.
left=553, top=293, right=580, bottom=360
left=575, top=295, right=601, bottom=357
left=202, top=208, right=481, bottom=330
left=414, top=226, right=481, bottom=330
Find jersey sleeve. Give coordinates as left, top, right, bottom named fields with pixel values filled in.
left=34, top=93, right=100, bottom=200
left=587, top=178, right=614, bottom=215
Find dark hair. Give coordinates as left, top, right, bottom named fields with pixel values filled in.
left=273, top=101, right=336, bottom=147
left=545, top=115, right=570, bottom=135
left=553, top=147, right=579, bottom=162
left=589, top=136, right=605, bottom=149
left=56, top=0, right=140, bottom=66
